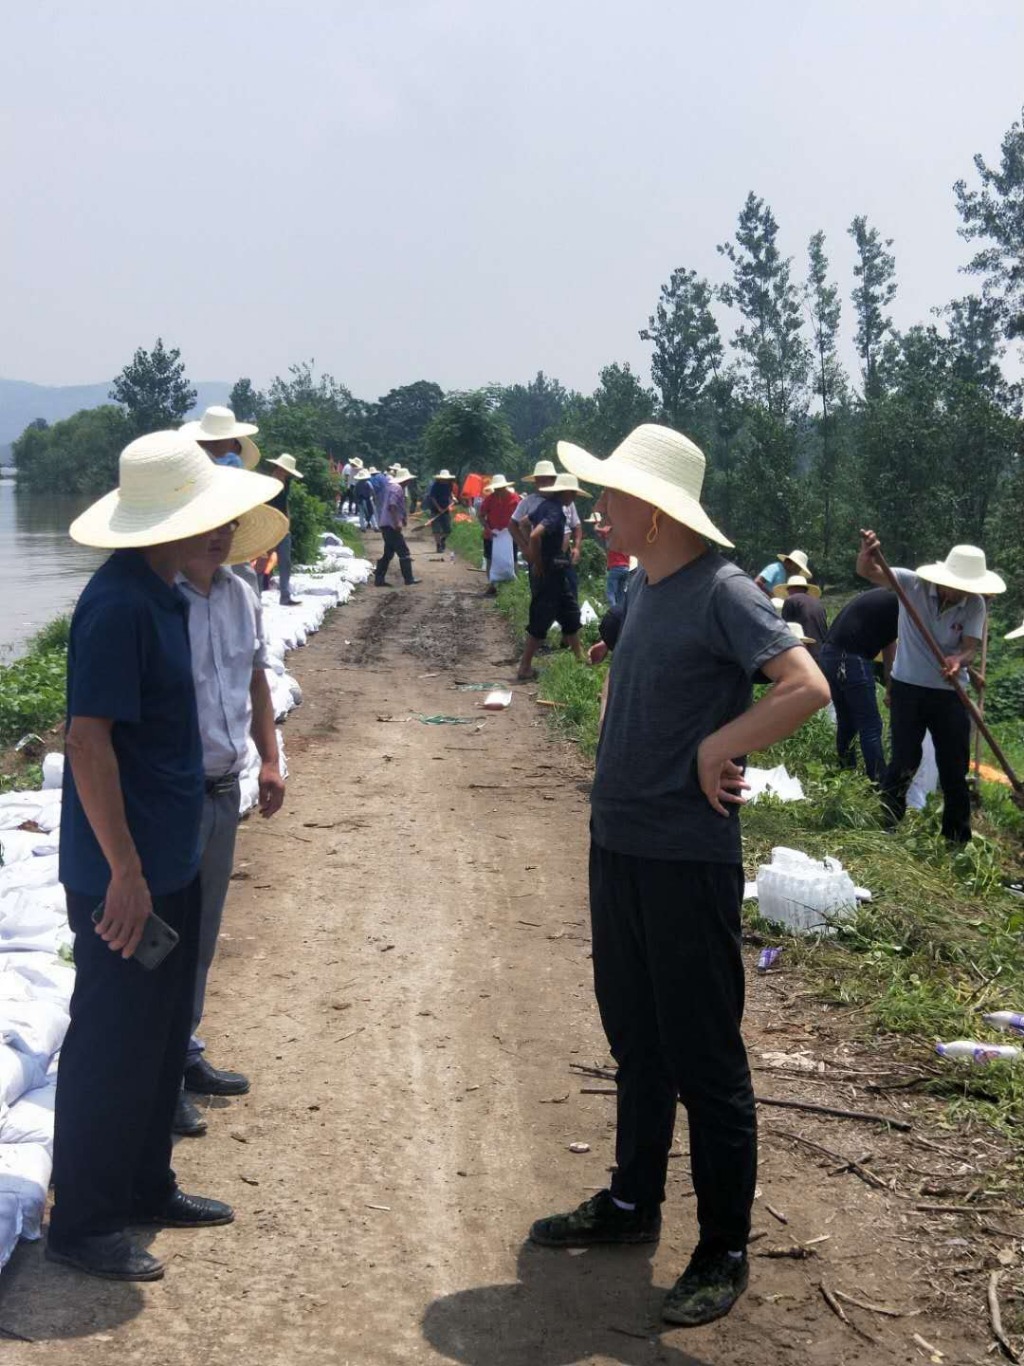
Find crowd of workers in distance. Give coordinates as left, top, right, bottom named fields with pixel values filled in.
left=44, top=405, right=1024, bottom=1337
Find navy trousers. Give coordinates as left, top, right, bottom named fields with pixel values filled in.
left=49, top=878, right=201, bottom=1243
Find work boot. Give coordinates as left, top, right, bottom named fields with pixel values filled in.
left=184, top=1056, right=250, bottom=1096
left=661, top=1248, right=749, bottom=1326
left=46, top=1231, right=164, bottom=1282
left=529, top=1190, right=660, bottom=1248
left=173, top=1091, right=207, bottom=1137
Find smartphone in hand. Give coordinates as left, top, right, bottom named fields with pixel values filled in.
left=92, top=903, right=179, bottom=970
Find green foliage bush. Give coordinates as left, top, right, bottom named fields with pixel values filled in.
left=287, top=481, right=330, bottom=565
left=0, top=636, right=67, bottom=744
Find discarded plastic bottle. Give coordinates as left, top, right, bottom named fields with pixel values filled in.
left=449, top=551, right=456, bottom=562
left=935, top=1040, right=1021, bottom=1063
left=756, top=947, right=783, bottom=973
left=982, top=1012, right=1024, bottom=1036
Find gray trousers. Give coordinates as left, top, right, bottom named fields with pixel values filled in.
left=186, top=778, right=241, bottom=1066
left=277, top=533, right=292, bottom=602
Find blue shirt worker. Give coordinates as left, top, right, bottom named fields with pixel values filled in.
left=172, top=536, right=287, bottom=1139
left=857, top=530, right=1003, bottom=843
left=424, top=469, right=458, bottom=553
left=515, top=473, right=590, bottom=681
left=753, top=548, right=812, bottom=597
left=48, top=430, right=284, bottom=1284
left=373, top=468, right=421, bottom=587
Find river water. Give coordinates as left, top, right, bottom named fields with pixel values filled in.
left=0, top=480, right=103, bottom=660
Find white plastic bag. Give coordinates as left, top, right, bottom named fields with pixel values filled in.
left=488, top=528, right=516, bottom=584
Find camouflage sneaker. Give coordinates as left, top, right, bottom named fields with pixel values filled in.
left=529, top=1189, right=661, bottom=1249
left=662, top=1248, right=749, bottom=1326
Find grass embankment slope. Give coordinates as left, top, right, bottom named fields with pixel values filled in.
left=452, top=520, right=1024, bottom=1137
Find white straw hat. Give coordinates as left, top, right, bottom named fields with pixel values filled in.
left=70, top=431, right=288, bottom=562
left=786, top=620, right=815, bottom=646
left=485, top=474, right=514, bottom=492
left=349, top=457, right=364, bottom=469
left=180, top=406, right=261, bottom=471
left=776, top=574, right=822, bottom=600
left=434, top=469, right=456, bottom=481
left=394, top=467, right=417, bottom=484
left=557, top=424, right=730, bottom=547
left=525, top=459, right=557, bottom=482
left=354, top=469, right=371, bottom=483
left=267, top=453, right=304, bottom=480
left=770, top=597, right=785, bottom=613
left=778, top=549, right=811, bottom=577
left=1006, top=621, right=1024, bottom=641
left=547, top=473, right=591, bottom=498
left=916, top=545, right=1005, bottom=596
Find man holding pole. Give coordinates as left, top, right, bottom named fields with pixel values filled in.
left=856, top=531, right=1005, bottom=843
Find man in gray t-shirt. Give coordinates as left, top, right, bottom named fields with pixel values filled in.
left=857, top=530, right=997, bottom=843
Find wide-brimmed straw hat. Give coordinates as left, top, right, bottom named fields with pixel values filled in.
left=349, top=456, right=364, bottom=469
left=785, top=620, right=815, bottom=646
left=525, top=459, right=557, bottom=482
left=486, top=474, right=514, bottom=493
left=70, top=431, right=288, bottom=562
left=180, top=406, right=261, bottom=471
left=916, top=545, right=1005, bottom=596
left=434, top=469, right=456, bottom=481
left=778, top=548, right=811, bottom=576
left=394, top=468, right=417, bottom=484
left=548, top=473, right=591, bottom=499
left=267, top=453, right=304, bottom=480
left=557, top=424, right=730, bottom=546
left=353, top=469, right=371, bottom=483
left=776, top=574, right=822, bottom=600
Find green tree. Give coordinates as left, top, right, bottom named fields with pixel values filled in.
left=109, top=338, right=197, bottom=434
left=12, top=405, right=133, bottom=494
left=370, top=381, right=445, bottom=475
left=229, top=377, right=264, bottom=422
left=494, top=372, right=569, bottom=465
left=805, top=232, right=848, bottom=569
left=422, top=392, right=518, bottom=480
left=954, top=106, right=1024, bottom=343
left=640, top=267, right=723, bottom=431
left=848, top=216, right=897, bottom=399
left=562, top=363, right=658, bottom=456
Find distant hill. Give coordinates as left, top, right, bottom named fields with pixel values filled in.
left=0, top=377, right=232, bottom=465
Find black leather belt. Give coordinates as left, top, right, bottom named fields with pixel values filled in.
left=204, top=774, right=240, bottom=797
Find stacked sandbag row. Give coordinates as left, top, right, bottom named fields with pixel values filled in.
left=0, top=538, right=372, bottom=1270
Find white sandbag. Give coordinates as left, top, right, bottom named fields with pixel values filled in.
left=0, top=1141, right=51, bottom=1241
left=0, top=791, right=60, bottom=833
left=0, top=998, right=70, bottom=1063
left=0, top=1045, right=44, bottom=1109
left=744, top=765, right=805, bottom=804
left=579, top=600, right=598, bottom=625
left=1, top=1076, right=56, bottom=1152
left=41, top=753, right=64, bottom=790
left=908, top=732, right=938, bottom=811
left=0, top=1193, right=24, bottom=1270
left=488, top=528, right=516, bottom=584
left=0, top=954, right=74, bottom=1006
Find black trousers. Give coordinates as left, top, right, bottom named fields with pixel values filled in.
left=589, top=842, right=755, bottom=1253
left=375, top=526, right=414, bottom=584
left=49, top=878, right=201, bottom=1243
left=880, top=679, right=972, bottom=842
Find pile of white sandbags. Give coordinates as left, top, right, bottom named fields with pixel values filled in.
left=0, top=535, right=371, bottom=1271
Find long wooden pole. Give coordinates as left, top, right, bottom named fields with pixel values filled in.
left=972, top=616, right=990, bottom=784
left=868, top=544, right=1024, bottom=802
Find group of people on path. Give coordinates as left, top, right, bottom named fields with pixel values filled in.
left=42, top=397, right=1021, bottom=1337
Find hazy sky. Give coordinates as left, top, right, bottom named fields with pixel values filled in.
left=2, top=0, right=1022, bottom=400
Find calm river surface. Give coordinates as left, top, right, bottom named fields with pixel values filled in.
left=0, top=480, right=103, bottom=660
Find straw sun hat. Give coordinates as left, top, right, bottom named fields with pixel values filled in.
left=525, top=459, right=557, bottom=482
left=485, top=474, right=515, bottom=493
left=548, top=473, right=591, bottom=498
left=557, top=424, right=730, bottom=547
left=70, top=432, right=288, bottom=562
left=394, top=468, right=417, bottom=484
left=778, top=548, right=811, bottom=576
left=775, top=574, right=822, bottom=600
left=434, top=469, right=456, bottom=481
left=785, top=621, right=816, bottom=646
left=916, top=545, right=1005, bottom=596
left=180, top=406, right=261, bottom=471
left=267, top=453, right=304, bottom=480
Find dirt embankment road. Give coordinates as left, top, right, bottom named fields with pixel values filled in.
left=0, top=546, right=1003, bottom=1364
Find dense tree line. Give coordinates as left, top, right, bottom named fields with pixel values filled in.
left=12, top=109, right=1024, bottom=602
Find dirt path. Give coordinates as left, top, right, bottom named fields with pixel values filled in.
left=0, top=543, right=1009, bottom=1364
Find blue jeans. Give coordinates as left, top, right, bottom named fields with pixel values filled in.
left=606, top=567, right=628, bottom=609
left=819, top=644, right=886, bottom=784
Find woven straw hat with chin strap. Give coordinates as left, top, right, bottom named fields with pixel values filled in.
left=180, top=406, right=261, bottom=471
left=70, top=431, right=288, bottom=563
left=557, top=424, right=730, bottom=546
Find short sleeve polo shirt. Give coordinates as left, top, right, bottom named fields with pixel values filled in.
left=59, top=550, right=204, bottom=899
left=889, top=568, right=986, bottom=691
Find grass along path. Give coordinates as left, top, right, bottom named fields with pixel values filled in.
left=450, top=524, right=1024, bottom=1145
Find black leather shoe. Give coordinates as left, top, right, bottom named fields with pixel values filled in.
left=134, top=1190, right=235, bottom=1229
left=280, top=597, right=302, bottom=607
left=173, top=1092, right=207, bottom=1136
left=184, top=1057, right=250, bottom=1096
left=403, top=578, right=423, bottom=586
left=46, top=1231, right=164, bottom=1281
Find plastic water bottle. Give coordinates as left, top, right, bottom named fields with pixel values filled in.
left=756, top=947, right=783, bottom=973
left=982, top=1012, right=1024, bottom=1036
left=936, top=1040, right=1021, bottom=1063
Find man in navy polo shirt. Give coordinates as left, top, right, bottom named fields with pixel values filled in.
left=47, top=430, right=285, bottom=1283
